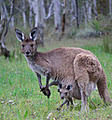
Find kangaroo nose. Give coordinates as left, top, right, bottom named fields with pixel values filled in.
left=26, top=51, right=30, bottom=55
left=61, top=96, right=64, bottom=99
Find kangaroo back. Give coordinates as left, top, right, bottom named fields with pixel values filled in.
left=97, top=69, right=112, bottom=104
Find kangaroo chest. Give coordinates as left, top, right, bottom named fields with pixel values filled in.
left=26, top=57, right=48, bottom=76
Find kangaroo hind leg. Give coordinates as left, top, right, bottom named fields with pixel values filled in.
left=75, top=70, right=89, bottom=112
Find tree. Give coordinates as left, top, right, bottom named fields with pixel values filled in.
left=61, top=0, right=66, bottom=35
left=32, top=0, right=45, bottom=46
left=0, top=0, right=15, bottom=58
left=15, top=0, right=28, bottom=29
left=109, top=0, right=112, bottom=16
left=28, top=0, right=33, bottom=28
left=53, top=0, right=61, bottom=31
left=88, top=0, right=92, bottom=21
left=83, top=1, right=88, bottom=28
left=75, top=0, right=79, bottom=28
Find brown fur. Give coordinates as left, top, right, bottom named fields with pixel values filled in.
left=15, top=27, right=112, bottom=111
left=58, top=53, right=111, bottom=111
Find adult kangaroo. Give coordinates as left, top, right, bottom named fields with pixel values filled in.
left=15, top=27, right=111, bottom=111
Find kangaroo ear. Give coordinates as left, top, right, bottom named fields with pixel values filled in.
left=66, top=85, right=73, bottom=91
left=15, top=29, right=25, bottom=42
left=58, top=83, right=62, bottom=89
left=30, top=27, right=38, bottom=41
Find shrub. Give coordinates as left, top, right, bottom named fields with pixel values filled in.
left=75, top=28, right=96, bottom=38
left=67, top=28, right=77, bottom=38
left=103, top=35, right=112, bottom=53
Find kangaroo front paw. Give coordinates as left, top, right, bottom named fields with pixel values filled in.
left=40, top=86, right=51, bottom=98
left=57, top=107, right=61, bottom=111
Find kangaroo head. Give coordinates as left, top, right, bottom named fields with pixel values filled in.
left=58, top=83, right=73, bottom=99
left=15, top=27, right=38, bottom=57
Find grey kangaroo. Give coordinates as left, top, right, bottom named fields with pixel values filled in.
left=15, top=27, right=112, bottom=111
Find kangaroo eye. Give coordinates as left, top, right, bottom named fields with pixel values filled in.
left=22, top=44, right=24, bottom=48
left=58, top=89, right=60, bottom=92
left=65, top=92, right=68, bottom=95
left=31, top=44, right=33, bottom=48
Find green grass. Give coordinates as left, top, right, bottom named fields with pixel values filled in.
left=0, top=32, right=112, bottom=119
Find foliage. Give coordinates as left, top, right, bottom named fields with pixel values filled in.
left=66, top=27, right=98, bottom=39
left=97, top=0, right=109, bottom=15
left=90, top=15, right=112, bottom=37
left=67, top=28, right=77, bottom=38
left=75, top=28, right=96, bottom=38
left=91, top=19, right=102, bottom=35
left=103, top=35, right=112, bottom=53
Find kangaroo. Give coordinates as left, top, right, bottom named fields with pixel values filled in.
left=57, top=53, right=112, bottom=111
left=58, top=53, right=112, bottom=111
left=57, top=84, right=74, bottom=111
left=57, top=81, right=95, bottom=111
left=15, top=27, right=112, bottom=111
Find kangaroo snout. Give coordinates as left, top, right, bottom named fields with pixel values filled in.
left=61, top=96, right=64, bottom=99
left=26, top=51, right=30, bottom=54
left=25, top=51, right=30, bottom=56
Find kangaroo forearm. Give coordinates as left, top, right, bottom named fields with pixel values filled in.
left=46, top=73, right=50, bottom=88
left=48, top=81, right=59, bottom=87
left=36, top=72, right=42, bottom=89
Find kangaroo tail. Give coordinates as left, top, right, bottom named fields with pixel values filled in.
left=97, top=70, right=112, bottom=104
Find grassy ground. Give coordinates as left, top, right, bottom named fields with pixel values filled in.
left=0, top=31, right=112, bottom=120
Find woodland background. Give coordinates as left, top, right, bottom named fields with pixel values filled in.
left=1, top=0, right=112, bottom=55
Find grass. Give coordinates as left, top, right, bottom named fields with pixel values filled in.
left=0, top=31, right=112, bottom=120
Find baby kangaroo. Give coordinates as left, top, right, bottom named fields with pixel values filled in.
left=58, top=82, right=89, bottom=111
left=57, top=83, right=74, bottom=110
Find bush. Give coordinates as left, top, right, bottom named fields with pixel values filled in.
left=103, top=35, right=112, bottom=53
left=75, top=28, right=96, bottom=38
left=91, top=19, right=101, bottom=35
left=91, top=16, right=112, bottom=36
left=67, top=28, right=77, bottom=38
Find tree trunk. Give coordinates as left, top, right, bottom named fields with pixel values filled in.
left=32, top=0, right=45, bottom=47
left=71, top=0, right=77, bottom=22
left=22, top=11, right=27, bottom=29
left=109, top=0, right=112, bottom=15
left=0, top=0, right=15, bottom=58
left=0, top=0, right=8, bottom=20
left=22, top=0, right=27, bottom=29
left=11, top=16, right=14, bottom=28
left=75, top=0, right=79, bottom=28
left=84, top=1, right=88, bottom=28
left=32, top=0, right=45, bottom=26
left=93, top=0, right=98, bottom=17
left=29, top=0, right=33, bottom=28
left=0, top=19, right=10, bottom=59
left=37, top=24, right=44, bottom=47
left=44, top=2, right=54, bottom=20
left=53, top=0, right=61, bottom=31
left=61, top=0, right=66, bottom=35
left=88, top=0, right=92, bottom=21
